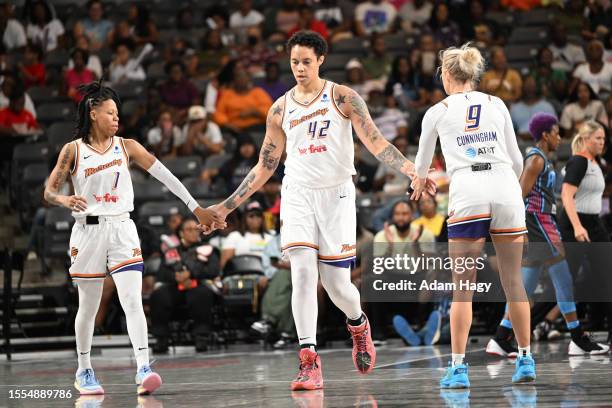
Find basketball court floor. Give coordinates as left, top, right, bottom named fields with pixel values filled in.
left=1, top=335, right=611, bottom=407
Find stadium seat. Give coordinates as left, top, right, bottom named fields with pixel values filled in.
left=28, top=86, right=62, bottom=105
left=113, top=81, right=147, bottom=101
left=19, top=163, right=47, bottom=212
left=96, top=48, right=113, bottom=68
left=223, top=254, right=264, bottom=277
left=485, top=11, right=515, bottom=27
left=508, top=26, right=549, bottom=45
left=182, top=177, right=221, bottom=199
left=384, top=33, right=409, bottom=51
left=162, top=156, right=202, bottom=180
left=138, top=200, right=189, bottom=235
left=146, top=61, right=166, bottom=82
left=41, top=207, right=74, bottom=275
left=37, top=102, right=76, bottom=126
left=332, top=37, right=367, bottom=55
left=519, top=8, right=557, bottom=26
left=45, top=49, right=70, bottom=69
left=322, top=69, right=346, bottom=84
left=120, top=99, right=140, bottom=118
left=133, top=178, right=172, bottom=204
left=323, top=54, right=352, bottom=71
left=504, top=45, right=539, bottom=64
left=47, top=122, right=76, bottom=152
left=203, top=153, right=230, bottom=171
left=10, top=143, right=51, bottom=203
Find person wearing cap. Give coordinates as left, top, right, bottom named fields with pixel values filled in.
left=220, top=200, right=273, bottom=270
left=179, top=105, right=224, bottom=157
left=486, top=113, right=609, bottom=357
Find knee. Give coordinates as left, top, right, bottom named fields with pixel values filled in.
left=119, top=289, right=143, bottom=313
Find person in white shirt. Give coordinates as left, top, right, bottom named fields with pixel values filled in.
left=109, top=41, right=152, bottom=86
left=26, top=1, right=65, bottom=52
left=0, top=3, right=26, bottom=50
left=560, top=81, right=609, bottom=137
left=229, top=0, right=264, bottom=29
left=548, top=23, right=585, bottom=73
left=147, top=111, right=182, bottom=158
left=179, top=105, right=224, bottom=157
left=411, top=43, right=535, bottom=388
left=572, top=40, right=612, bottom=99
left=354, top=0, right=397, bottom=36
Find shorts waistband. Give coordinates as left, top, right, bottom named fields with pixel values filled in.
left=76, top=213, right=130, bottom=225
left=282, top=176, right=352, bottom=190
left=453, top=162, right=511, bottom=175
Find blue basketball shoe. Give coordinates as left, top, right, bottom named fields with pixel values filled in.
left=440, top=363, right=470, bottom=389
left=135, top=365, right=162, bottom=395
left=74, top=368, right=104, bottom=395
left=512, top=354, right=536, bottom=383
left=393, top=315, right=421, bottom=346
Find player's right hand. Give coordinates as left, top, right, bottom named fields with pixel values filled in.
left=62, top=195, right=88, bottom=212
left=574, top=225, right=590, bottom=242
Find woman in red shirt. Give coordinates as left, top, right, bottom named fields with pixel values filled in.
left=64, top=48, right=95, bottom=103
left=19, top=43, right=46, bottom=89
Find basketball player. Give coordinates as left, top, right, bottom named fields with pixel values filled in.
left=201, top=30, right=436, bottom=390
left=43, top=81, right=223, bottom=396
left=487, top=113, right=609, bottom=357
left=411, top=43, right=536, bottom=387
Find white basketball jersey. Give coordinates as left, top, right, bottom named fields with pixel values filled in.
left=70, top=136, right=134, bottom=217
left=416, top=91, right=521, bottom=178
left=281, top=80, right=356, bottom=188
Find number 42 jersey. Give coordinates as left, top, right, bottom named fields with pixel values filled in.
left=281, top=80, right=356, bottom=188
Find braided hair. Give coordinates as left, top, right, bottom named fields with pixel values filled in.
left=74, top=79, right=121, bottom=144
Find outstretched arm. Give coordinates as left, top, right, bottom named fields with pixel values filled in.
left=210, top=97, right=287, bottom=223
left=124, top=138, right=224, bottom=227
left=336, top=85, right=415, bottom=177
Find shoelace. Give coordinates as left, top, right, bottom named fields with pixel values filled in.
left=297, top=358, right=317, bottom=380
left=353, top=329, right=368, bottom=352
left=83, top=370, right=95, bottom=385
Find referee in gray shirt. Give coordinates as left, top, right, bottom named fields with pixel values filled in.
left=559, top=121, right=612, bottom=347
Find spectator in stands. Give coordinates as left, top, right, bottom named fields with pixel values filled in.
left=150, top=217, right=221, bottom=353
left=147, top=111, right=182, bottom=159
left=427, top=3, right=461, bottom=49
left=0, top=75, right=36, bottom=118
left=203, top=5, right=235, bottom=47
left=239, top=26, right=278, bottom=79
left=480, top=46, right=522, bottom=104
left=557, top=0, right=589, bottom=38
left=288, top=5, right=329, bottom=41
left=256, top=175, right=282, bottom=231
left=385, top=54, right=428, bottom=111
left=213, top=61, right=272, bottom=133
left=263, top=0, right=300, bottom=41
left=0, top=3, right=26, bottom=50
left=412, top=193, right=445, bottom=237
left=126, top=3, right=159, bottom=46
left=583, top=0, right=612, bottom=41
left=571, top=40, right=612, bottom=99
left=179, top=105, right=225, bottom=157
left=189, top=29, right=231, bottom=81
left=399, top=0, right=433, bottom=34
left=548, top=23, right=586, bottom=73
left=18, top=43, right=45, bottom=89
left=530, top=47, right=568, bottom=103
left=362, top=32, right=393, bottom=80
left=0, top=84, right=41, bottom=136
left=109, top=20, right=135, bottom=50
left=560, top=82, right=609, bottom=138
left=123, top=87, right=160, bottom=143
left=109, top=40, right=152, bottom=86
left=64, top=48, right=95, bottom=103
left=510, top=75, right=557, bottom=140
left=353, top=140, right=377, bottom=193
left=369, top=88, right=408, bottom=142
left=158, top=60, right=200, bottom=121
left=373, top=136, right=411, bottom=194
left=460, top=0, right=501, bottom=46
left=257, top=61, right=290, bottom=102
left=214, top=133, right=259, bottom=192
left=73, top=0, right=114, bottom=51
left=25, top=0, right=64, bottom=52
left=344, top=58, right=369, bottom=99
left=176, top=7, right=195, bottom=31
left=416, top=33, right=439, bottom=77
left=68, top=35, right=102, bottom=79
left=230, top=0, right=264, bottom=33
left=313, top=0, right=354, bottom=43
left=354, top=0, right=397, bottom=37
left=220, top=201, right=273, bottom=269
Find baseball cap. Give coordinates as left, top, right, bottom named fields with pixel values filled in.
left=188, top=105, right=207, bottom=121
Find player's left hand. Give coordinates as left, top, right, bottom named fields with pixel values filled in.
left=194, top=206, right=226, bottom=232
left=197, top=204, right=229, bottom=235
left=409, top=176, right=427, bottom=201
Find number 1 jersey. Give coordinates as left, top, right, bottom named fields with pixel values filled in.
left=281, top=80, right=356, bottom=188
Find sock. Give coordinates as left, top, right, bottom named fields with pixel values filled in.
left=300, top=343, right=316, bottom=352
left=112, top=271, right=150, bottom=370
left=495, top=324, right=513, bottom=341
left=74, top=280, right=104, bottom=376
left=451, top=353, right=464, bottom=366
left=518, top=346, right=531, bottom=357
left=347, top=313, right=366, bottom=327
left=566, top=320, right=580, bottom=330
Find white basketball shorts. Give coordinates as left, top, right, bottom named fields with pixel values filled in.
left=280, top=177, right=356, bottom=267
left=447, top=165, right=527, bottom=239
left=69, top=213, right=144, bottom=280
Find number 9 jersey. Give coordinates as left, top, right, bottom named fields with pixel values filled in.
left=281, top=80, right=356, bottom=188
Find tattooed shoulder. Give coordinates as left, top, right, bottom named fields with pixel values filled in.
left=267, top=97, right=285, bottom=127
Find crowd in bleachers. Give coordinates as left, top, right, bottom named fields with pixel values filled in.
left=2, top=0, right=612, bottom=350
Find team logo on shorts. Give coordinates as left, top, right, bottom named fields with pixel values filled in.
left=132, top=248, right=142, bottom=257
left=70, top=247, right=78, bottom=258
left=341, top=244, right=356, bottom=253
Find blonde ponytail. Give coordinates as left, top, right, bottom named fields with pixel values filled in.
left=571, top=120, right=604, bottom=155
left=440, top=42, right=485, bottom=85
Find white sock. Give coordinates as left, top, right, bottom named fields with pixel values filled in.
left=112, top=271, right=150, bottom=370
left=289, top=248, right=319, bottom=346
left=518, top=345, right=531, bottom=357
left=319, top=262, right=362, bottom=320
left=74, top=280, right=104, bottom=376
left=451, top=353, right=465, bottom=366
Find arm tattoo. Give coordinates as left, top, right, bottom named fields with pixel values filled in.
left=376, top=144, right=410, bottom=173
left=272, top=105, right=282, bottom=116
left=335, top=94, right=346, bottom=107
left=45, top=146, right=71, bottom=205
left=349, top=92, right=382, bottom=144
left=223, top=171, right=256, bottom=210
left=267, top=101, right=283, bottom=127
left=260, top=141, right=280, bottom=171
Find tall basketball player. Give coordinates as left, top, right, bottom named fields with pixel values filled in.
left=44, top=81, right=223, bottom=396
left=411, top=43, right=536, bottom=387
left=202, top=30, right=436, bottom=390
